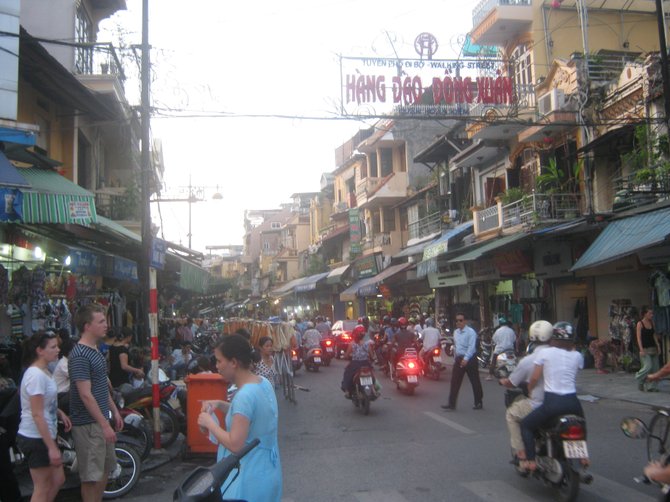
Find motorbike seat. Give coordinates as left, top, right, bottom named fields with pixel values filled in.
left=542, top=414, right=586, bottom=433
left=120, top=385, right=152, bottom=403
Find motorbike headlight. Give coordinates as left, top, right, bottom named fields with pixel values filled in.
left=117, top=396, right=125, bottom=409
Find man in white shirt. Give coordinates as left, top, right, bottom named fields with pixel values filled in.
left=487, top=317, right=517, bottom=380
left=419, top=318, right=441, bottom=367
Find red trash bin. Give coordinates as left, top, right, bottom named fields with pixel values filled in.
left=184, top=373, right=227, bottom=454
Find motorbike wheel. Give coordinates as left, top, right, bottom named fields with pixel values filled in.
left=360, top=394, right=370, bottom=416
left=647, top=412, right=670, bottom=461
left=552, top=464, right=580, bottom=502
left=125, top=420, right=153, bottom=461
left=103, top=444, right=141, bottom=499
left=430, top=365, right=440, bottom=381
left=404, top=386, right=415, bottom=396
left=323, top=357, right=331, bottom=367
left=155, top=404, right=179, bottom=448
left=478, top=357, right=488, bottom=369
left=495, top=367, right=509, bottom=379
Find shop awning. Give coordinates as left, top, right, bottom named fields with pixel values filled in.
left=326, top=264, right=350, bottom=285
left=294, top=272, right=330, bottom=293
left=571, top=207, right=670, bottom=271
left=95, top=215, right=141, bottom=242
left=223, top=301, right=243, bottom=311
left=179, top=259, right=210, bottom=294
left=340, top=262, right=412, bottom=301
left=450, top=232, right=530, bottom=263
left=394, top=236, right=439, bottom=259
left=0, top=151, right=30, bottom=188
left=422, top=221, right=474, bottom=260
left=18, top=168, right=97, bottom=225
left=270, top=277, right=304, bottom=297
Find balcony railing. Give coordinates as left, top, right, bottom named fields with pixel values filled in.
left=474, top=192, right=583, bottom=236
left=75, top=43, right=126, bottom=81
left=332, top=201, right=350, bottom=214
left=408, top=211, right=442, bottom=241
left=95, top=189, right=139, bottom=221
left=472, top=0, right=531, bottom=28
left=362, top=232, right=391, bottom=252
left=613, top=170, right=670, bottom=211
left=356, top=177, right=384, bottom=196
left=588, top=53, right=639, bottom=83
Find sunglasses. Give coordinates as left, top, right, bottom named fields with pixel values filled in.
left=456, top=319, right=465, bottom=323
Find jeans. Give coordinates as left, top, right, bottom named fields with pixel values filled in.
left=520, top=392, right=584, bottom=460
left=636, top=347, right=660, bottom=390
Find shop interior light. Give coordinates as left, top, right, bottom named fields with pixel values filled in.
left=34, top=246, right=43, bottom=260
left=377, top=294, right=383, bottom=298
left=64, top=255, right=72, bottom=266
left=306, top=305, right=310, bottom=310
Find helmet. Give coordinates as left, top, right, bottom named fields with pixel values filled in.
left=397, top=317, right=408, bottom=327
left=552, top=321, right=574, bottom=341
left=498, top=316, right=508, bottom=325
left=408, top=317, right=417, bottom=324
left=382, top=315, right=391, bottom=325
left=353, top=325, right=366, bottom=338
left=528, top=320, right=553, bottom=343
left=306, top=321, right=314, bottom=329
left=390, top=317, right=398, bottom=326
left=425, top=318, right=435, bottom=327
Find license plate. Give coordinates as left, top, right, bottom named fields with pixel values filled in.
left=563, top=440, right=589, bottom=459
left=292, top=356, right=298, bottom=361
left=360, top=376, right=373, bottom=386
left=326, top=347, right=333, bottom=352
left=314, top=357, right=321, bottom=363
left=433, top=356, right=441, bottom=362
left=407, top=375, right=418, bottom=383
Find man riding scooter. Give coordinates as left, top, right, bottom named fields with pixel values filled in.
left=486, top=317, right=517, bottom=381
left=391, top=317, right=416, bottom=366
left=419, top=317, right=441, bottom=368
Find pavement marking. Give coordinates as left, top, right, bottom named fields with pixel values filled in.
left=354, top=490, right=411, bottom=502
left=423, top=411, right=475, bottom=434
left=460, top=480, right=539, bottom=502
left=583, top=473, right=656, bottom=502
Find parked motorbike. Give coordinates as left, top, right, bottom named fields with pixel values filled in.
left=390, top=347, right=421, bottom=395
left=477, top=331, right=492, bottom=369
left=422, top=345, right=445, bottom=380
left=303, top=347, right=323, bottom=372
left=320, top=336, right=336, bottom=366
left=173, top=439, right=259, bottom=502
left=620, top=415, right=670, bottom=501
left=505, top=390, right=592, bottom=502
left=350, top=366, right=379, bottom=415
left=113, top=390, right=153, bottom=461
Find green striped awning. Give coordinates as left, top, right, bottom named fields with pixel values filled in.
left=18, top=168, right=97, bottom=225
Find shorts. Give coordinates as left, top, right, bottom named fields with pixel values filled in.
left=16, top=434, right=51, bottom=469
left=71, top=423, right=116, bottom=483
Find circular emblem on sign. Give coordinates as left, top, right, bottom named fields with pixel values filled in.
left=414, top=32, right=438, bottom=60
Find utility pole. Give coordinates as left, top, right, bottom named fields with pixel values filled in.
left=656, top=0, right=670, bottom=145
left=139, top=0, right=160, bottom=448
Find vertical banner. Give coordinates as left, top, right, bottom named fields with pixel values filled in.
left=349, top=207, right=361, bottom=255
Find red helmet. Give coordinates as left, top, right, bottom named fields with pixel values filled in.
left=397, top=317, right=408, bottom=327
left=353, top=325, right=367, bottom=338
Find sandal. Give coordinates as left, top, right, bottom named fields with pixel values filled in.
left=519, top=460, right=537, bottom=472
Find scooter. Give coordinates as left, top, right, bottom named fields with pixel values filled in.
left=350, top=366, right=379, bottom=416
left=477, top=334, right=492, bottom=369
left=303, top=346, right=323, bottom=372
left=173, top=439, right=260, bottom=502
left=505, top=391, right=592, bottom=502
left=290, top=348, right=303, bottom=372
left=390, top=347, right=421, bottom=396
left=493, top=349, right=517, bottom=378
left=422, top=345, right=445, bottom=380
left=320, top=336, right=336, bottom=366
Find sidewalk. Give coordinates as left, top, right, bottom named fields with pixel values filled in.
left=577, top=368, right=670, bottom=408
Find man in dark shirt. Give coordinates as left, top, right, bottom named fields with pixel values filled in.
left=69, top=304, right=122, bottom=502
left=393, top=317, right=416, bottom=363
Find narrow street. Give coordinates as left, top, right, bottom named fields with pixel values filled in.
left=83, top=359, right=663, bottom=502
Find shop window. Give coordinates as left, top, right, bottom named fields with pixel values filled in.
left=360, top=161, right=367, bottom=179
left=380, top=148, right=393, bottom=177
left=77, top=132, right=91, bottom=189
left=511, top=43, right=533, bottom=102
left=75, top=5, right=93, bottom=74
left=368, top=152, right=378, bottom=177
left=270, top=222, right=281, bottom=229
left=383, top=207, right=396, bottom=231
left=372, top=210, right=382, bottom=234
left=484, top=177, right=505, bottom=206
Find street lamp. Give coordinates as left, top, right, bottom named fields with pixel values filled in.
left=151, top=175, right=223, bottom=249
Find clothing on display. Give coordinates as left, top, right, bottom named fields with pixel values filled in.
left=608, top=300, right=636, bottom=354
left=650, top=270, right=670, bottom=335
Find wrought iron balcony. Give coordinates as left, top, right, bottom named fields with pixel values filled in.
left=361, top=232, right=392, bottom=252
left=95, top=188, right=139, bottom=221
left=75, top=43, right=125, bottom=81
left=408, top=211, right=442, bottom=241
left=612, top=170, right=670, bottom=212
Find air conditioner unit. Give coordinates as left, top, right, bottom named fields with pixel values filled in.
left=537, top=88, right=565, bottom=116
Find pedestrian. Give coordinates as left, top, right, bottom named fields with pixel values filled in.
left=441, top=313, right=483, bottom=411
left=588, top=338, right=614, bottom=374
left=69, top=304, right=123, bottom=502
left=168, top=342, right=193, bottom=380
left=253, top=336, right=278, bottom=385
left=636, top=306, right=661, bottom=392
left=198, top=334, right=282, bottom=501
left=108, top=328, right=144, bottom=388
left=16, top=331, right=72, bottom=502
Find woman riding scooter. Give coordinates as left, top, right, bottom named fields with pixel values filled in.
left=341, top=325, right=374, bottom=399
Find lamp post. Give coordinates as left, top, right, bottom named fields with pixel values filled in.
left=151, top=175, right=223, bottom=249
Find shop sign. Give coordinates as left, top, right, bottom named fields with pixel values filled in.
left=151, top=238, right=167, bottom=270
left=68, top=200, right=92, bottom=219
left=534, top=241, right=573, bottom=279
left=354, top=253, right=380, bottom=279
left=637, top=245, right=670, bottom=265
left=428, top=262, right=467, bottom=288
left=349, top=208, right=361, bottom=255
left=0, top=188, right=22, bottom=222
left=339, top=56, right=532, bottom=119
left=69, top=250, right=101, bottom=276
left=466, top=257, right=500, bottom=283
left=113, top=257, right=138, bottom=281
left=378, top=284, right=392, bottom=299
left=358, top=283, right=378, bottom=297
left=423, top=240, right=448, bottom=260
left=494, top=249, right=533, bottom=276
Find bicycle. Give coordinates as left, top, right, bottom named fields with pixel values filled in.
left=274, top=350, right=297, bottom=405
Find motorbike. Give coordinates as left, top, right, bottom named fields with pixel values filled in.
left=113, top=390, right=153, bottom=461
left=350, top=365, right=379, bottom=415
left=173, top=438, right=259, bottom=502
left=620, top=415, right=670, bottom=501
left=477, top=331, right=492, bottom=369
left=493, top=349, right=518, bottom=378
left=320, top=336, right=336, bottom=366
left=303, top=346, right=323, bottom=372
left=389, top=347, right=421, bottom=395
left=505, top=390, right=592, bottom=502
left=422, top=345, right=445, bottom=380
left=290, top=347, right=303, bottom=372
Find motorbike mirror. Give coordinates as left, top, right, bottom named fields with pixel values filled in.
left=620, top=417, right=649, bottom=439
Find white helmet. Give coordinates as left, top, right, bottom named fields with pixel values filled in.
left=529, top=320, right=553, bottom=343
left=306, top=321, right=314, bottom=328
